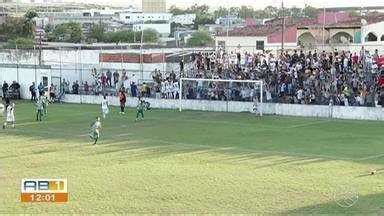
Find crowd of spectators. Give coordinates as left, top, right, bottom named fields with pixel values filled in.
left=59, top=47, right=384, bottom=108
left=182, top=47, right=384, bottom=107
left=1, top=81, right=21, bottom=100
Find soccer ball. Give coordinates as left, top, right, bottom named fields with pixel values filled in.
left=0, top=103, right=4, bottom=117
left=371, top=170, right=377, bottom=175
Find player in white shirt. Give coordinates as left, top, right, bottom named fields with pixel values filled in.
left=161, top=81, right=167, bottom=98
left=166, top=81, right=172, bottom=99
left=172, top=82, right=179, bottom=99
left=101, top=95, right=109, bottom=119
left=3, top=103, right=15, bottom=129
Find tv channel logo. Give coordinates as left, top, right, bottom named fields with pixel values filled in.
left=21, top=179, right=68, bottom=203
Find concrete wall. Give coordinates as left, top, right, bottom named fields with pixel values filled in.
left=0, top=49, right=181, bottom=85
left=62, top=94, right=384, bottom=121
left=215, top=36, right=267, bottom=53
left=0, top=64, right=52, bottom=98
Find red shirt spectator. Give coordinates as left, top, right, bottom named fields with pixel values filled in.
left=101, top=73, right=107, bottom=86
left=379, top=75, right=384, bottom=88
left=352, top=53, right=358, bottom=65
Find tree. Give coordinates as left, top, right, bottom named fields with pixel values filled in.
left=0, top=17, right=33, bottom=39
left=104, top=30, right=135, bottom=43
left=24, top=10, right=38, bottom=21
left=238, top=6, right=255, bottom=19
left=169, top=5, right=184, bottom=15
left=187, top=30, right=214, bottom=47
left=213, top=7, right=229, bottom=19
left=264, top=6, right=279, bottom=18
left=4, top=37, right=34, bottom=49
left=142, top=29, right=159, bottom=43
left=289, top=7, right=303, bottom=18
left=89, top=23, right=106, bottom=42
left=193, top=14, right=215, bottom=29
left=170, top=22, right=183, bottom=35
left=52, top=22, right=83, bottom=43
left=253, top=9, right=267, bottom=19
left=303, top=5, right=318, bottom=18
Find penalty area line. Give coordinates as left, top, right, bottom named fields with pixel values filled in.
left=357, top=153, right=384, bottom=161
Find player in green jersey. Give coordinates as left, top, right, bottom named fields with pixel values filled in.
left=135, top=98, right=145, bottom=122
left=90, top=117, right=102, bottom=145
left=35, top=96, right=44, bottom=121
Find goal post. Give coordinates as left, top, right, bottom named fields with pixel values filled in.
left=179, top=78, right=263, bottom=116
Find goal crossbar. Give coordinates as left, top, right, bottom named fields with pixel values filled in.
left=179, top=78, right=263, bottom=115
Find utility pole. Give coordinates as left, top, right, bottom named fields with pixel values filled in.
left=322, top=6, right=326, bottom=45
left=281, top=0, right=285, bottom=54
left=38, top=32, right=42, bottom=66
left=226, top=8, right=230, bottom=38
left=140, top=20, right=144, bottom=81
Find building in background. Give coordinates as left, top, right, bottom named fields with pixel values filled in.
left=142, top=0, right=166, bottom=14
left=297, top=12, right=384, bottom=49
left=0, top=7, right=8, bottom=25
left=171, top=14, right=196, bottom=25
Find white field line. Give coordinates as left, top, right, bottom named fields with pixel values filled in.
left=357, top=153, right=384, bottom=161
left=141, top=138, right=356, bottom=161
left=284, top=120, right=331, bottom=129
left=149, top=116, right=331, bottom=130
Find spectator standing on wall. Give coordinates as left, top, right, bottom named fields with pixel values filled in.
left=49, top=84, right=56, bottom=101
left=72, top=81, right=79, bottom=94
left=84, top=81, right=90, bottom=95
left=29, top=82, right=37, bottom=101
left=113, top=70, right=119, bottom=87
left=2, top=81, right=8, bottom=99
left=106, top=70, right=112, bottom=87
left=1, top=81, right=9, bottom=98
left=101, top=73, right=107, bottom=88
left=119, top=88, right=126, bottom=114
left=4, top=92, right=10, bottom=109
left=131, top=82, right=137, bottom=97
left=38, top=82, right=45, bottom=96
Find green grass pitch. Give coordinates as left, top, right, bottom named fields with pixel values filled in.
left=1, top=101, right=384, bottom=214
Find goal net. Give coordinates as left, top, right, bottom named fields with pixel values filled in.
left=179, top=78, right=263, bottom=116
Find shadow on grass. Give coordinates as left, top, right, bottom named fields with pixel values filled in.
left=3, top=101, right=384, bottom=169
left=283, top=192, right=384, bottom=215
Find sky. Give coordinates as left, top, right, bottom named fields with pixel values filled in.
left=20, top=0, right=384, bottom=9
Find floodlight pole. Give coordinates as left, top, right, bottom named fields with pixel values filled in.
left=281, top=0, right=285, bottom=54
left=322, top=6, right=326, bottom=45
left=260, top=80, right=263, bottom=116
left=179, top=78, right=183, bottom=112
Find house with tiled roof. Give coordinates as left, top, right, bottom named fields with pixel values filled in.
left=215, top=10, right=384, bottom=53
left=297, top=12, right=384, bottom=48
left=215, top=20, right=299, bottom=53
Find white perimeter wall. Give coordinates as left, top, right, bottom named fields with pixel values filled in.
left=62, top=94, right=384, bottom=121
left=0, top=65, right=52, bottom=98
left=215, top=36, right=267, bottom=53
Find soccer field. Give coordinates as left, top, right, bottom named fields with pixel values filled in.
left=1, top=101, right=384, bottom=214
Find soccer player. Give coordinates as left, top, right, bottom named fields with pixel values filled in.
left=135, top=98, right=145, bottom=121
left=42, top=95, right=49, bottom=115
left=119, top=88, right=126, bottom=114
left=35, top=96, right=44, bottom=121
left=3, top=103, right=15, bottom=129
left=101, top=95, right=109, bottom=119
left=90, top=117, right=102, bottom=145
